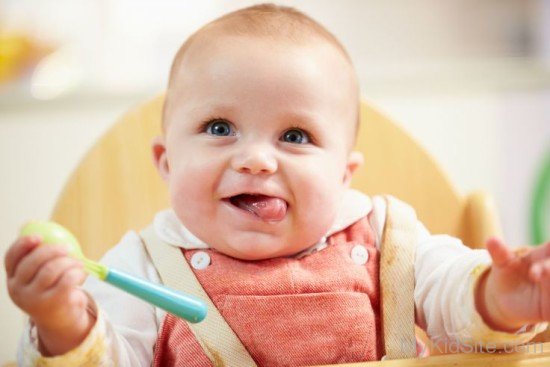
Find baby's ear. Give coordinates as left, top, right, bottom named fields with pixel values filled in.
left=151, top=135, right=170, bottom=181
left=343, top=150, right=363, bottom=187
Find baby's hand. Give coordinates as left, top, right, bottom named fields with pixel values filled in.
left=476, top=237, right=550, bottom=332
left=5, top=235, right=94, bottom=356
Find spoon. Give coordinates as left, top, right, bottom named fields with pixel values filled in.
left=20, top=221, right=207, bottom=323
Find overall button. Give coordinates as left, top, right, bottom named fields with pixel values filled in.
left=351, top=244, right=369, bottom=265
left=191, top=251, right=211, bottom=270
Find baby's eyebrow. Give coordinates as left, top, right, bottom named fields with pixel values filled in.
left=192, top=103, right=239, bottom=117
left=177, top=104, right=238, bottom=126
left=278, top=110, right=322, bottom=127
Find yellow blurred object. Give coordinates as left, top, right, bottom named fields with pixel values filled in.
left=0, top=31, right=53, bottom=84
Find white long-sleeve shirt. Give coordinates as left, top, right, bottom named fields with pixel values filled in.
left=18, top=190, right=547, bottom=366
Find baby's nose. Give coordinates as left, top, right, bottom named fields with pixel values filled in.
left=231, top=146, right=277, bottom=175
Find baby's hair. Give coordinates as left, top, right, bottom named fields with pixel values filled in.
left=163, top=3, right=360, bottom=144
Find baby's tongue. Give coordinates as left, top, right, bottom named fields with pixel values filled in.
left=232, top=194, right=287, bottom=222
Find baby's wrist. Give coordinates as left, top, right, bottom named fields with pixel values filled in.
left=34, top=309, right=96, bottom=356
left=475, top=269, right=525, bottom=332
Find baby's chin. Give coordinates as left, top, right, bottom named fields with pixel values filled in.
left=211, top=236, right=316, bottom=261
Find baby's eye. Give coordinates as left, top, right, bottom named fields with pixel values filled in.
left=281, top=129, right=310, bottom=144
left=205, top=119, right=235, bottom=136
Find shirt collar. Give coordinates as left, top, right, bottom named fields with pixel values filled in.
left=153, top=188, right=372, bottom=256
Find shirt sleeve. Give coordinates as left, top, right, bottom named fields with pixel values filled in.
left=17, top=231, right=165, bottom=367
left=370, top=195, right=548, bottom=350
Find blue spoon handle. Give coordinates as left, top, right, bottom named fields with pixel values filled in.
left=104, top=268, right=207, bottom=323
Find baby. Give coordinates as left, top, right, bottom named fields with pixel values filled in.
left=5, top=4, right=550, bottom=366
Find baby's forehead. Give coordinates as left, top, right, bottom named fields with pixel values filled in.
left=165, top=31, right=359, bottom=145
left=171, top=33, right=357, bottom=106
left=173, top=28, right=353, bottom=82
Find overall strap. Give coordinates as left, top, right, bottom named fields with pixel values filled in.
left=140, top=226, right=257, bottom=367
left=380, top=195, right=418, bottom=359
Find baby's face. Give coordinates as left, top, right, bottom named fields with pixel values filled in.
left=155, top=35, right=362, bottom=260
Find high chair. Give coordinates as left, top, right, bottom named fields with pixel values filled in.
left=27, top=95, right=550, bottom=366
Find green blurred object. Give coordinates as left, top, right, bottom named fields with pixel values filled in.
left=20, top=220, right=108, bottom=279
left=20, top=220, right=83, bottom=257
left=531, top=151, right=550, bottom=245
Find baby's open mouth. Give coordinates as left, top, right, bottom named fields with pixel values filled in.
left=227, top=194, right=288, bottom=222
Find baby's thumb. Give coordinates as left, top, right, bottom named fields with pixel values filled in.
left=486, top=237, right=514, bottom=268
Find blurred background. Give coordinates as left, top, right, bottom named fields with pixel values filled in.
left=0, top=0, right=549, bottom=362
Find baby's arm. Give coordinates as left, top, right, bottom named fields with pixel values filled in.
left=370, top=196, right=546, bottom=350
left=5, top=235, right=94, bottom=356
left=413, top=228, right=547, bottom=349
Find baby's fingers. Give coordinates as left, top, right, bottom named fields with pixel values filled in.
left=31, top=256, right=84, bottom=292
left=4, top=236, right=41, bottom=278
left=11, top=245, right=69, bottom=286
left=528, top=241, right=550, bottom=264
left=529, top=258, right=550, bottom=282
left=52, top=266, right=88, bottom=292
left=486, top=237, right=516, bottom=268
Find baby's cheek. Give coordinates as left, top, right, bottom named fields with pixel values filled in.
left=292, top=169, right=344, bottom=231
left=169, top=170, right=209, bottom=216
left=293, top=193, right=338, bottom=239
